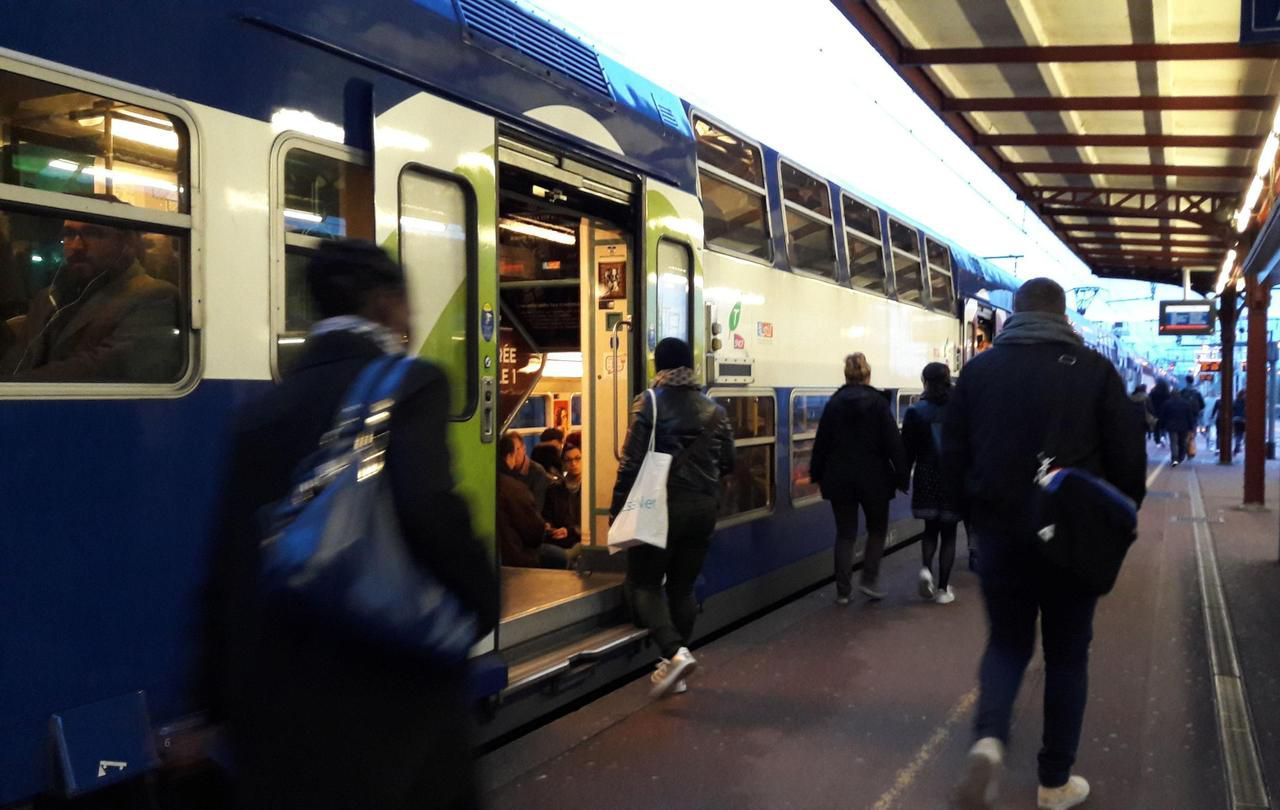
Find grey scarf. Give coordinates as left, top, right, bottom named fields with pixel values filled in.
left=993, top=311, right=1083, bottom=347
left=655, top=366, right=699, bottom=388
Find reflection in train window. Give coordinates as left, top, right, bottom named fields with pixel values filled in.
left=843, top=195, right=887, bottom=296
left=790, top=389, right=834, bottom=505
left=656, top=239, right=692, bottom=343
left=713, top=392, right=776, bottom=520
left=888, top=218, right=924, bottom=305
left=780, top=161, right=836, bottom=279
left=0, top=69, right=189, bottom=214
left=925, top=238, right=954, bottom=314
left=693, top=116, right=770, bottom=260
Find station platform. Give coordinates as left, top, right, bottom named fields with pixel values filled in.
left=480, top=453, right=1280, bottom=809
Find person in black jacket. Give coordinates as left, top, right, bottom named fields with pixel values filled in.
left=944, top=278, right=1145, bottom=810
left=1148, top=379, right=1170, bottom=445
left=610, top=338, right=735, bottom=698
left=1160, top=385, right=1197, bottom=467
left=902, top=362, right=961, bottom=604
left=809, top=352, right=909, bottom=603
left=204, top=241, right=498, bottom=810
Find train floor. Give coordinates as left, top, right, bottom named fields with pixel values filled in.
left=480, top=451, right=1280, bottom=809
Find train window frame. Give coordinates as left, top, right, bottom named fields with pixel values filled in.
left=841, top=192, right=888, bottom=297
left=895, top=389, right=922, bottom=426
left=268, top=134, right=373, bottom=382
left=924, top=237, right=955, bottom=315
left=397, top=162, right=480, bottom=421
left=0, top=54, right=202, bottom=399
left=777, top=159, right=838, bottom=282
left=689, top=110, right=773, bottom=267
left=887, top=217, right=926, bottom=309
left=707, top=387, right=777, bottom=528
left=789, top=387, right=835, bottom=508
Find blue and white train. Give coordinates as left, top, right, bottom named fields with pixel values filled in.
left=0, top=1, right=1145, bottom=803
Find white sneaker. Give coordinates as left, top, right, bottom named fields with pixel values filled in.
left=952, top=737, right=1003, bottom=810
left=650, top=647, right=697, bottom=697
left=918, top=567, right=936, bottom=600
left=671, top=679, right=688, bottom=695
left=1037, top=775, right=1090, bottom=810
left=935, top=586, right=956, bottom=605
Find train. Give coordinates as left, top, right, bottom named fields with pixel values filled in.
left=0, top=1, right=1148, bottom=804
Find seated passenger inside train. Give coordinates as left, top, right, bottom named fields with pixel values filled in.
left=543, top=443, right=583, bottom=547
left=497, top=432, right=578, bottom=569
left=531, top=427, right=565, bottom=479
left=0, top=204, right=182, bottom=383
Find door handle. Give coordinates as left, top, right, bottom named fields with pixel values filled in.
left=480, top=375, right=496, bottom=443
left=611, top=318, right=633, bottom=461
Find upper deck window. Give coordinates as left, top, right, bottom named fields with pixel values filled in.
left=779, top=161, right=836, bottom=279
left=888, top=218, right=924, bottom=306
left=843, top=195, right=886, bottom=295
left=693, top=116, right=770, bottom=261
left=0, top=68, right=192, bottom=388
left=925, top=237, right=954, bottom=314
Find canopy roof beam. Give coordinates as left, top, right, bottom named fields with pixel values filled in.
left=1062, top=223, right=1223, bottom=235
left=945, top=95, right=1273, bottom=112
left=1012, top=162, right=1252, bottom=178
left=978, top=133, right=1263, bottom=149
left=902, top=42, right=1280, bottom=65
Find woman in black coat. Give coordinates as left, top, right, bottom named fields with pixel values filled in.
left=204, top=241, right=497, bottom=810
left=810, top=352, right=908, bottom=603
left=901, top=363, right=961, bottom=604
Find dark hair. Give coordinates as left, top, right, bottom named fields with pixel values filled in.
left=1185, top=375, right=1195, bottom=385
left=498, top=432, right=522, bottom=458
left=540, top=427, right=564, bottom=443
left=1013, top=277, right=1067, bottom=315
left=655, top=337, right=693, bottom=371
left=921, top=362, right=951, bottom=403
left=1134, top=384, right=1147, bottom=393
left=562, top=442, right=583, bottom=459
left=530, top=442, right=561, bottom=473
left=305, top=240, right=405, bottom=319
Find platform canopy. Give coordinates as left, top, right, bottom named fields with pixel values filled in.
left=833, top=0, right=1280, bottom=294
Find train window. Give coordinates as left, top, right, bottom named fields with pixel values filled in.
left=925, top=238, right=954, bottom=314
left=510, top=394, right=550, bottom=429
left=888, top=218, right=924, bottom=306
left=843, top=195, right=886, bottom=295
left=780, top=162, right=836, bottom=279
left=790, top=389, right=834, bottom=505
left=0, top=69, right=193, bottom=389
left=712, top=392, right=776, bottom=521
left=897, top=390, right=921, bottom=425
left=400, top=168, right=476, bottom=419
left=273, top=143, right=374, bottom=376
left=693, top=115, right=770, bottom=261
left=656, top=238, right=692, bottom=343
left=0, top=69, right=189, bottom=214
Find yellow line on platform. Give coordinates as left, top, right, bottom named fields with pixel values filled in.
left=868, top=688, right=979, bottom=810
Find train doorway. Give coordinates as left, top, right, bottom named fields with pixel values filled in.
left=493, top=135, right=640, bottom=655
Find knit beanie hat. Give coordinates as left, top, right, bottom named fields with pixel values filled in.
left=654, top=337, right=693, bottom=371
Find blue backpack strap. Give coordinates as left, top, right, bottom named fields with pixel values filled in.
left=370, top=355, right=419, bottom=403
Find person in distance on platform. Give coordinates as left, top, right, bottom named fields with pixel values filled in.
left=204, top=240, right=498, bottom=810
left=1148, top=378, right=1170, bottom=446
left=810, top=351, right=909, bottom=604
left=902, top=362, right=962, bottom=605
left=611, top=337, right=735, bottom=698
left=943, top=278, right=1145, bottom=810
left=1232, top=389, right=1247, bottom=456
left=1160, top=383, right=1196, bottom=468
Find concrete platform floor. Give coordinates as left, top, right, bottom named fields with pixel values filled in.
left=481, top=451, right=1279, bottom=809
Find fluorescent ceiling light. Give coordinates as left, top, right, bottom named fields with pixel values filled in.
left=542, top=351, right=583, bottom=378
left=499, top=218, right=577, bottom=245
left=81, top=166, right=177, bottom=193
left=47, top=159, right=79, bottom=172
left=284, top=208, right=324, bottom=224
left=115, top=109, right=172, bottom=127
left=111, top=118, right=179, bottom=151
left=277, top=337, right=307, bottom=346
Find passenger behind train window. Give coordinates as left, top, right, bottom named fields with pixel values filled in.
left=0, top=205, right=185, bottom=383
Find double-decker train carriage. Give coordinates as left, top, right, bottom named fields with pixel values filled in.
left=0, top=2, right=1144, bottom=803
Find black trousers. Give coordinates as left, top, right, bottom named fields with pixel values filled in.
left=626, top=493, right=718, bottom=659
left=972, top=528, right=1099, bottom=788
left=830, top=495, right=890, bottom=596
left=1169, top=430, right=1188, bottom=464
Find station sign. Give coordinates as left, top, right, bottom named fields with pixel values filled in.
left=1158, top=301, right=1215, bottom=336
left=1241, top=0, right=1280, bottom=43
left=1200, top=373, right=1216, bottom=382
left=1199, top=360, right=1221, bottom=372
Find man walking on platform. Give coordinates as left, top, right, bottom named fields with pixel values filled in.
left=943, top=278, right=1146, bottom=810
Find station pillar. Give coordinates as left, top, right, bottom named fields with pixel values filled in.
left=1220, top=283, right=1238, bottom=465
left=1244, top=273, right=1269, bottom=505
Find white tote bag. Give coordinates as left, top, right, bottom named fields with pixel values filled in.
left=608, top=389, right=671, bottom=554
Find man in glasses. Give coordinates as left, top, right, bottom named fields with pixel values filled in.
left=1, top=211, right=181, bottom=382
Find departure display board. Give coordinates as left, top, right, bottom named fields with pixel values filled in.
left=1158, top=301, right=1215, bottom=336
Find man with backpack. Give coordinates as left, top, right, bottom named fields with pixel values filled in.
left=944, top=278, right=1146, bottom=810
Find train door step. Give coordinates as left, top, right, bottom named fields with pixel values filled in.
left=499, top=566, right=626, bottom=648
left=503, top=623, right=650, bottom=698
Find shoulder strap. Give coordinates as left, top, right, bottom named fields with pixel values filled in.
left=1038, top=351, right=1082, bottom=477
left=646, top=388, right=658, bottom=455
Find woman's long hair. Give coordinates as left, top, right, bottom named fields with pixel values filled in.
left=921, top=362, right=951, bottom=404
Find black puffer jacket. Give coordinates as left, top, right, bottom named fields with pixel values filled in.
left=810, top=383, right=909, bottom=503
left=610, top=383, right=735, bottom=517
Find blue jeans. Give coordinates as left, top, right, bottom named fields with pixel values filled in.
left=972, top=527, right=1099, bottom=788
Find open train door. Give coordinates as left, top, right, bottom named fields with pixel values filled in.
left=373, top=93, right=499, bottom=653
